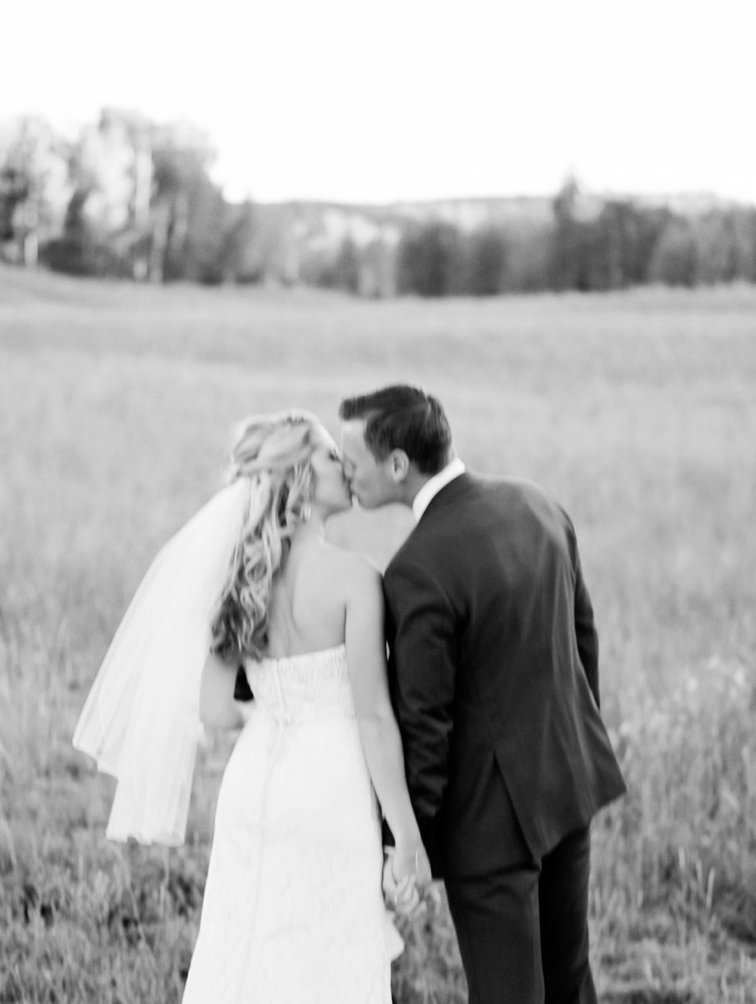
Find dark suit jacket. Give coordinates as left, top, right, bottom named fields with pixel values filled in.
left=383, top=472, right=626, bottom=876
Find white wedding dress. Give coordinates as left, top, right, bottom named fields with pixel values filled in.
left=181, top=643, right=398, bottom=1004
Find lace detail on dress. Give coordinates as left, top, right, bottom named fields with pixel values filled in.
left=244, top=644, right=355, bottom=724
left=181, top=643, right=395, bottom=1004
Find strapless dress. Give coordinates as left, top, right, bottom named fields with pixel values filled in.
left=182, top=644, right=399, bottom=1003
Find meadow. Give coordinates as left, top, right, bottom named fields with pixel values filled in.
left=1, top=263, right=755, bottom=1002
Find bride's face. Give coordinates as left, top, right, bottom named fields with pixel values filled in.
left=340, top=420, right=399, bottom=509
left=309, top=425, right=352, bottom=515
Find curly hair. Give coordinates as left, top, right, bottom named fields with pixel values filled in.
left=210, top=410, right=319, bottom=661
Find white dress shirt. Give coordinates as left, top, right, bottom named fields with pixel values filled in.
left=412, top=457, right=466, bottom=522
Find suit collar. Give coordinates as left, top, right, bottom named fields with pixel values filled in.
left=415, top=469, right=476, bottom=522
left=412, top=458, right=466, bottom=522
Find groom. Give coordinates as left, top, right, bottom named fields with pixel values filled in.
left=340, top=385, right=626, bottom=1004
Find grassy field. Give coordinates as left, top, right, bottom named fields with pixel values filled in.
left=1, top=263, right=755, bottom=1002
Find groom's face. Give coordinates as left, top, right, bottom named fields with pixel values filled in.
left=340, top=420, right=399, bottom=509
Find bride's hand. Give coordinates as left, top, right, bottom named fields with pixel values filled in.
left=392, top=838, right=432, bottom=894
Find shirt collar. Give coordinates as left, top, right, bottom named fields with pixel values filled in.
left=412, top=457, right=466, bottom=522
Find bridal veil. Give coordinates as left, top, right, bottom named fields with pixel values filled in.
left=73, top=478, right=251, bottom=846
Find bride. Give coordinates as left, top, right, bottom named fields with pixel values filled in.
left=73, top=410, right=432, bottom=1003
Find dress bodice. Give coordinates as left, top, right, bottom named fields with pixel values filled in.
left=243, top=644, right=355, bottom=724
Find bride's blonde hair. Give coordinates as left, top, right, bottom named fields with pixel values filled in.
left=210, top=410, right=320, bottom=660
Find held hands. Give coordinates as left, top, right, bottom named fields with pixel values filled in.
left=382, top=840, right=432, bottom=920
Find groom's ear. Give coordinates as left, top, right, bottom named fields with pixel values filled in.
left=388, top=449, right=410, bottom=483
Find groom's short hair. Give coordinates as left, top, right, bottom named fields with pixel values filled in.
left=339, top=385, right=452, bottom=475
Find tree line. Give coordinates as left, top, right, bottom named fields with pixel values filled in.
left=2, top=113, right=755, bottom=296
left=394, top=182, right=756, bottom=296
left=0, top=112, right=254, bottom=284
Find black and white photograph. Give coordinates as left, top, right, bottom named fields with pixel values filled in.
left=1, top=1, right=755, bottom=1001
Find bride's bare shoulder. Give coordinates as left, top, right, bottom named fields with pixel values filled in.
left=326, top=504, right=414, bottom=571
left=318, top=539, right=382, bottom=594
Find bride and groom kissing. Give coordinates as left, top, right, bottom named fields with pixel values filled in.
left=74, top=383, right=626, bottom=1004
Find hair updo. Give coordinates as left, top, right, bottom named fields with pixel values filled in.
left=210, top=410, right=319, bottom=660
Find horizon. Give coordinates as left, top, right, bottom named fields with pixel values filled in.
left=214, top=188, right=754, bottom=210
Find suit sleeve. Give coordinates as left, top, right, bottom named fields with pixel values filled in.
left=559, top=506, right=600, bottom=707
left=384, top=559, right=458, bottom=829
left=573, top=547, right=600, bottom=708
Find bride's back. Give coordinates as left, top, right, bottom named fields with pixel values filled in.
left=264, top=532, right=353, bottom=658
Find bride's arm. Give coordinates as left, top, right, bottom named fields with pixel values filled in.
left=199, top=652, right=246, bottom=730
left=344, top=559, right=431, bottom=889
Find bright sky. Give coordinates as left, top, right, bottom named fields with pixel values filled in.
left=2, top=0, right=755, bottom=205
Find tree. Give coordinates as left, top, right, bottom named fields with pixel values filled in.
left=548, top=181, right=674, bottom=291
left=149, top=123, right=226, bottom=283
left=0, top=118, right=70, bottom=265
left=332, top=237, right=361, bottom=293
left=218, top=201, right=260, bottom=283
left=396, top=221, right=465, bottom=296
left=549, top=178, right=586, bottom=290
left=42, top=110, right=149, bottom=276
left=467, top=228, right=507, bottom=295
left=43, top=189, right=97, bottom=275
left=648, top=220, right=698, bottom=286
left=692, top=212, right=741, bottom=284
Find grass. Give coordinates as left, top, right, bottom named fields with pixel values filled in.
left=1, top=264, right=755, bottom=1002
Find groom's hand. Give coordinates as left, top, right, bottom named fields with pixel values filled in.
left=382, top=848, right=426, bottom=920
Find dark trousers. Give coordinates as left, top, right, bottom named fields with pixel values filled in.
left=445, top=825, right=597, bottom=1004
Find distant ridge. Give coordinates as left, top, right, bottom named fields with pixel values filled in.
left=249, top=190, right=750, bottom=223
left=242, top=190, right=752, bottom=270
